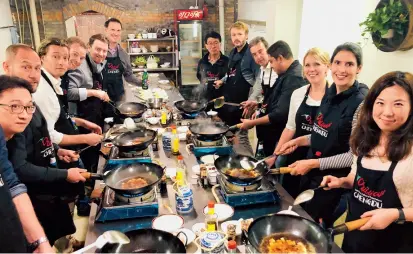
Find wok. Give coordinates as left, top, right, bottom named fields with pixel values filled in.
left=111, top=128, right=157, bottom=153
left=98, top=228, right=186, bottom=253
left=214, top=154, right=291, bottom=185
left=174, top=100, right=208, bottom=114
left=189, top=121, right=241, bottom=141
left=81, top=162, right=164, bottom=196
left=112, top=102, right=148, bottom=118
left=246, top=214, right=369, bottom=253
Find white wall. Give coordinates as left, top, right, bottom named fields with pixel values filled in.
left=0, top=0, right=13, bottom=74
left=298, top=0, right=413, bottom=86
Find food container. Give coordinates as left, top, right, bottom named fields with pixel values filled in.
left=127, top=34, right=135, bottom=39
left=197, top=231, right=226, bottom=253
left=175, top=185, right=194, bottom=214
left=142, top=33, right=148, bottom=39
left=150, top=45, right=159, bottom=52
left=151, top=33, right=157, bottom=38
left=147, top=98, right=165, bottom=109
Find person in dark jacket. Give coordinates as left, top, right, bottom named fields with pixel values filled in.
left=239, top=41, right=306, bottom=156
left=0, top=75, right=53, bottom=253
left=3, top=44, right=86, bottom=246
left=196, top=31, right=229, bottom=101
left=279, top=42, right=369, bottom=228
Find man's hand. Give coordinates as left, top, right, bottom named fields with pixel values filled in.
left=94, top=90, right=110, bottom=102
left=241, top=100, right=258, bottom=118
left=289, top=159, right=319, bottom=175
left=239, top=118, right=255, bottom=130
left=213, top=80, right=224, bottom=89
left=34, top=241, right=54, bottom=253
left=57, top=149, right=79, bottom=163
left=81, top=120, right=102, bottom=134
left=66, top=168, right=87, bottom=183
left=278, top=139, right=299, bottom=155
left=83, top=133, right=103, bottom=146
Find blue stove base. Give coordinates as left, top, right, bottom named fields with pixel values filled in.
left=220, top=189, right=279, bottom=207
left=95, top=203, right=159, bottom=223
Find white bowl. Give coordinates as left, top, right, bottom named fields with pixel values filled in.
left=200, top=154, right=218, bottom=165
left=146, top=117, right=160, bottom=125
left=164, top=62, right=171, bottom=66
left=192, top=223, right=206, bottom=237
left=127, top=34, right=135, bottom=39
left=150, top=45, right=159, bottom=52
left=207, top=110, right=217, bottom=117
left=173, top=228, right=196, bottom=246
left=203, top=203, right=234, bottom=222
left=152, top=214, right=184, bottom=233
left=160, top=64, right=170, bottom=68
left=177, top=126, right=189, bottom=133
left=221, top=220, right=242, bottom=236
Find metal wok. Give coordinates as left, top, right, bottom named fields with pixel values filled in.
left=111, top=128, right=157, bottom=153
left=214, top=154, right=287, bottom=185
left=189, top=121, right=240, bottom=141
left=81, top=162, right=164, bottom=196
left=114, top=102, right=148, bottom=118
left=98, top=229, right=186, bottom=253
left=174, top=100, right=208, bottom=114
left=246, top=214, right=369, bottom=253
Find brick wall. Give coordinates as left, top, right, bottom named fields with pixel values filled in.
left=10, top=0, right=237, bottom=54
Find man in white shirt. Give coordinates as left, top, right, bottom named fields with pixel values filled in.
left=33, top=38, right=103, bottom=153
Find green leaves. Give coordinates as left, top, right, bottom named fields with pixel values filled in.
left=359, top=0, right=410, bottom=39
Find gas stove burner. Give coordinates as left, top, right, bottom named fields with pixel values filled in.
left=193, top=137, right=224, bottom=147
left=113, top=187, right=156, bottom=205
left=222, top=177, right=260, bottom=193
left=119, top=149, right=150, bottom=158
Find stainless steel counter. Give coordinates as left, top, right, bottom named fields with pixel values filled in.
left=84, top=77, right=342, bottom=253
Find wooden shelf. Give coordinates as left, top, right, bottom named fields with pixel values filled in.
left=180, top=40, right=200, bottom=43
left=128, top=52, right=174, bottom=55
left=132, top=67, right=179, bottom=72
left=127, top=37, right=175, bottom=42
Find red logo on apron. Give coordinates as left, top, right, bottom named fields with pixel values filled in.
left=316, top=113, right=332, bottom=129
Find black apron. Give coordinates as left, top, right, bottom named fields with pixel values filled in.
left=283, top=86, right=320, bottom=198
left=28, top=116, right=76, bottom=245
left=261, top=69, right=273, bottom=97
left=342, top=157, right=413, bottom=253
left=77, top=56, right=104, bottom=128
left=103, top=46, right=125, bottom=103
left=0, top=173, right=27, bottom=252
left=218, top=45, right=251, bottom=127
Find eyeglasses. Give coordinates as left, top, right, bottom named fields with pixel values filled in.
left=0, top=104, right=36, bottom=114
left=207, top=42, right=220, bottom=46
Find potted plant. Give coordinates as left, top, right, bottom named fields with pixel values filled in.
left=134, top=56, right=146, bottom=68
left=360, top=0, right=410, bottom=41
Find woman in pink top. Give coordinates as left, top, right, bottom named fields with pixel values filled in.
left=322, top=71, right=413, bottom=253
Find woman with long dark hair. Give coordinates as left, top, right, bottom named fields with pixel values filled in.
left=321, top=71, right=413, bottom=253
left=278, top=42, right=369, bottom=227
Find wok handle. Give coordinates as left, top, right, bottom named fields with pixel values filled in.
left=331, top=217, right=370, bottom=235
left=228, top=123, right=242, bottom=131
left=268, top=167, right=293, bottom=174
left=81, top=172, right=103, bottom=180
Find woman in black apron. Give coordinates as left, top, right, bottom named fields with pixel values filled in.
left=278, top=43, right=369, bottom=227
left=321, top=71, right=413, bottom=253
left=273, top=48, right=330, bottom=198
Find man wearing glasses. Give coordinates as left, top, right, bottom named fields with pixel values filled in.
left=196, top=31, right=229, bottom=101
left=3, top=44, right=87, bottom=248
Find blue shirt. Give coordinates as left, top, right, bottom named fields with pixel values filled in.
left=0, top=126, right=27, bottom=198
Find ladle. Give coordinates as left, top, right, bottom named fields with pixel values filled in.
left=240, top=154, right=277, bottom=170
left=293, top=185, right=328, bottom=206
left=73, top=230, right=130, bottom=254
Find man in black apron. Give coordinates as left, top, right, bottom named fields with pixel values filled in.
left=239, top=41, right=305, bottom=156
left=3, top=44, right=86, bottom=246
left=0, top=72, right=53, bottom=252
left=196, top=31, right=229, bottom=102
left=214, top=22, right=260, bottom=156
left=301, top=81, right=368, bottom=227
left=342, top=157, right=413, bottom=252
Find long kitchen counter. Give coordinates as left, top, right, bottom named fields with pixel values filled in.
left=84, top=75, right=342, bottom=253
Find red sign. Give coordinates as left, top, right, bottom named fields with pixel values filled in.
left=176, top=9, right=203, bottom=21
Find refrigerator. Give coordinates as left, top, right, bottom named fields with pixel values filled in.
left=174, top=9, right=204, bottom=86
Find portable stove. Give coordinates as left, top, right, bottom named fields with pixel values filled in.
left=104, top=145, right=153, bottom=167
left=95, top=186, right=159, bottom=222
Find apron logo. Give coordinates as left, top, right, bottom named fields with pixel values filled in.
left=229, top=68, right=236, bottom=77
left=40, top=137, right=52, bottom=147
left=301, top=114, right=314, bottom=132
left=302, top=114, right=314, bottom=125
left=107, top=63, right=120, bottom=70
left=353, top=176, right=386, bottom=209
left=95, top=81, right=102, bottom=90
left=316, top=113, right=332, bottom=129
left=315, top=151, right=322, bottom=157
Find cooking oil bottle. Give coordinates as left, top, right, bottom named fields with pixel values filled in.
left=205, top=201, right=218, bottom=231
left=171, top=125, right=180, bottom=155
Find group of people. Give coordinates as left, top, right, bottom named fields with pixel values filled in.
left=197, top=21, right=413, bottom=252
left=0, top=17, right=137, bottom=252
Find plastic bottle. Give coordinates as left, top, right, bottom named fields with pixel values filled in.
left=227, top=240, right=237, bottom=253
left=255, top=140, right=265, bottom=160
left=205, top=201, right=218, bottom=232
left=176, top=155, right=186, bottom=186
left=175, top=157, right=193, bottom=214
left=171, top=125, right=180, bottom=155
left=142, top=69, right=149, bottom=90
left=161, top=104, right=168, bottom=125
left=162, top=127, right=172, bottom=152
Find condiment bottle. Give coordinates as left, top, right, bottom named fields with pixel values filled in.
left=161, top=103, right=168, bottom=125
left=200, top=164, right=209, bottom=188
left=159, top=174, right=167, bottom=196
left=176, top=155, right=186, bottom=186
left=227, top=240, right=237, bottom=253
left=205, top=201, right=218, bottom=232
left=142, top=69, right=149, bottom=90
left=171, top=125, right=180, bottom=155
left=227, top=224, right=236, bottom=241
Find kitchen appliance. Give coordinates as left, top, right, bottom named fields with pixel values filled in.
left=174, top=9, right=204, bottom=86
left=104, top=145, right=154, bottom=167
left=216, top=175, right=279, bottom=207
left=187, top=136, right=233, bottom=157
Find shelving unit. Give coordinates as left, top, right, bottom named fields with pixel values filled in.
left=127, top=36, right=179, bottom=86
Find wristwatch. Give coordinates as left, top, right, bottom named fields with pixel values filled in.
left=28, top=236, right=49, bottom=252
left=395, top=208, right=406, bottom=224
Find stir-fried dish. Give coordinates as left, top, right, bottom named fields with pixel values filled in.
left=121, top=177, right=149, bottom=189
left=122, top=111, right=143, bottom=116
left=260, top=234, right=315, bottom=253
left=125, top=137, right=145, bottom=146
left=226, top=168, right=259, bottom=178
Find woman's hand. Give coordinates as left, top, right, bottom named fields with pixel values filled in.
left=57, top=149, right=79, bottom=163
left=278, top=139, right=299, bottom=155
left=320, top=175, right=343, bottom=189
left=289, top=159, right=319, bottom=175
left=239, top=119, right=255, bottom=130
left=359, top=208, right=399, bottom=230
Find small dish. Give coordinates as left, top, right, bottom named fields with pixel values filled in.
left=173, top=228, right=196, bottom=246
left=179, top=133, right=186, bottom=141
left=192, top=222, right=206, bottom=236
left=165, top=167, right=177, bottom=179
left=200, top=154, right=218, bottom=165
left=207, top=110, right=218, bottom=117
left=158, top=80, right=170, bottom=85
left=177, top=126, right=189, bottom=133
left=277, top=206, right=299, bottom=216
left=203, top=203, right=234, bottom=222
left=220, top=220, right=242, bottom=236
left=152, top=214, right=184, bottom=233
left=192, top=165, right=200, bottom=175
left=146, top=117, right=160, bottom=125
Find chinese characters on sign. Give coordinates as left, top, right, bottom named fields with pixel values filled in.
left=176, top=10, right=204, bottom=21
